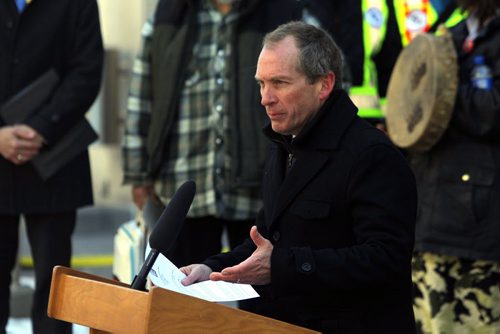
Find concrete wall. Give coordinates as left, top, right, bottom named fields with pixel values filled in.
left=97, top=0, right=158, bottom=54
left=88, top=1, right=159, bottom=205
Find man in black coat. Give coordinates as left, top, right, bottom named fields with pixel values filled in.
left=0, top=0, right=103, bottom=333
left=180, top=21, right=416, bottom=333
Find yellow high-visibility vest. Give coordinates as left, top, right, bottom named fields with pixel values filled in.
left=350, top=0, right=389, bottom=119
left=394, top=0, right=465, bottom=46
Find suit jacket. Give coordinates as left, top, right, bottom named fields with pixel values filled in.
left=204, top=90, right=417, bottom=333
left=0, top=0, right=103, bottom=214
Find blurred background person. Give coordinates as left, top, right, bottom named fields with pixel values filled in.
left=308, top=0, right=402, bottom=129
left=0, top=0, right=104, bottom=333
left=322, top=0, right=467, bottom=131
left=410, top=0, right=500, bottom=332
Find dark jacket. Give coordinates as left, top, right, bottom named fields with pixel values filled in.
left=411, top=16, right=500, bottom=261
left=205, top=90, right=417, bottom=333
left=145, top=0, right=304, bottom=187
left=0, top=0, right=103, bottom=214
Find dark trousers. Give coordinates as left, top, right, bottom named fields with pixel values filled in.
left=0, top=212, right=76, bottom=334
left=165, top=216, right=254, bottom=268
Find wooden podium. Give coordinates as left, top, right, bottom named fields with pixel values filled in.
left=48, top=266, right=319, bottom=333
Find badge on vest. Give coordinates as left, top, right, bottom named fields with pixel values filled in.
left=406, top=9, right=427, bottom=32
left=366, top=7, right=385, bottom=29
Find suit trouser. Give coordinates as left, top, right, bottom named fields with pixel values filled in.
left=0, top=212, right=76, bottom=334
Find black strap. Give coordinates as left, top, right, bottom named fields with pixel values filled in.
left=428, top=2, right=459, bottom=33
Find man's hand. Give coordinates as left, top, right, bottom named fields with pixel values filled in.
left=132, top=184, right=155, bottom=209
left=0, top=125, right=44, bottom=164
left=179, top=264, right=213, bottom=286
left=210, top=226, right=273, bottom=285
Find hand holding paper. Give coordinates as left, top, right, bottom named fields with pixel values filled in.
left=147, top=247, right=259, bottom=303
left=179, top=263, right=212, bottom=286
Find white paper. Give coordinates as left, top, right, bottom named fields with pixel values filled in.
left=146, top=245, right=259, bottom=302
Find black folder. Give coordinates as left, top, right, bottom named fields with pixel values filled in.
left=0, top=69, right=98, bottom=180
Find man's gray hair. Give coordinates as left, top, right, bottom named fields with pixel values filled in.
left=262, top=21, right=343, bottom=88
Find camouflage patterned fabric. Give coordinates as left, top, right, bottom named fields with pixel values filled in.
left=412, top=252, right=500, bottom=334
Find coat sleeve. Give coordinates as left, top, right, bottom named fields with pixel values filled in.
left=202, top=209, right=262, bottom=272
left=202, top=237, right=257, bottom=272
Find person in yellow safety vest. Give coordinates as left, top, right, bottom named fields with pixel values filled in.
left=394, top=0, right=466, bottom=46
left=307, top=0, right=402, bottom=126
left=349, top=0, right=400, bottom=124
left=351, top=0, right=467, bottom=127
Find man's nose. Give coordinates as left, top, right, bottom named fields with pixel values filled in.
left=260, top=87, right=276, bottom=106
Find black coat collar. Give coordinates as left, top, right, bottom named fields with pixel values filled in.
left=262, top=89, right=360, bottom=226
left=263, top=89, right=358, bottom=154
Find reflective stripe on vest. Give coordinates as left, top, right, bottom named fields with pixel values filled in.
left=350, top=0, right=388, bottom=119
left=395, top=0, right=436, bottom=46
left=444, top=9, right=466, bottom=28
left=395, top=0, right=465, bottom=46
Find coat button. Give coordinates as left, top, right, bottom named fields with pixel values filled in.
left=272, top=231, right=280, bottom=242
left=301, top=263, right=312, bottom=272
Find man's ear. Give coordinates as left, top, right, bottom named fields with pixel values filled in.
left=319, top=72, right=335, bottom=101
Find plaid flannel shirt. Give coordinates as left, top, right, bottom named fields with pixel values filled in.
left=122, top=1, right=262, bottom=220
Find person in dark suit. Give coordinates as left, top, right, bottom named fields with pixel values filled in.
left=180, top=21, right=417, bottom=334
left=0, top=0, right=103, bottom=333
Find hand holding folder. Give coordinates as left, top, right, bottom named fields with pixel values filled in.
left=0, top=69, right=98, bottom=180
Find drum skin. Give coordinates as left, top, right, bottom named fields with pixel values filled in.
left=385, top=30, right=458, bottom=152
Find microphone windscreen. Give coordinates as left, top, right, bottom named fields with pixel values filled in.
left=149, top=180, right=196, bottom=254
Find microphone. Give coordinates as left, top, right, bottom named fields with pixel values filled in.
left=130, top=180, right=196, bottom=291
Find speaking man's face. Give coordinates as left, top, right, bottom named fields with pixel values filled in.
left=255, top=36, right=325, bottom=136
